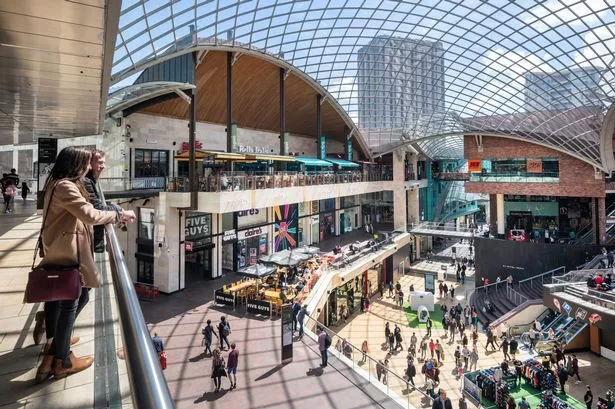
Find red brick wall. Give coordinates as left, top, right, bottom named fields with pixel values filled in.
left=464, top=135, right=605, bottom=198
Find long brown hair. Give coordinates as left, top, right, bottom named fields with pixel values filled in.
left=43, top=146, right=92, bottom=198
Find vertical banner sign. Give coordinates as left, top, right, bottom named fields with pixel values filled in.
left=37, top=138, right=58, bottom=209
left=281, top=304, right=294, bottom=362
left=319, top=135, right=326, bottom=159
left=345, top=139, right=353, bottom=161
left=468, top=160, right=482, bottom=173
left=282, top=132, right=289, bottom=156
left=230, top=123, right=238, bottom=153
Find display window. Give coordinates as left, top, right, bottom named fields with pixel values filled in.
left=237, top=234, right=268, bottom=269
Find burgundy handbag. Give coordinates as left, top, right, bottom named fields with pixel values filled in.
left=24, top=187, right=83, bottom=304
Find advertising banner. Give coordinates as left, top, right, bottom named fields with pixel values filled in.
left=281, top=304, right=294, bottom=362
left=214, top=289, right=235, bottom=307
left=527, top=159, right=543, bottom=173
left=246, top=299, right=272, bottom=316
left=468, top=160, right=482, bottom=173
left=274, top=204, right=298, bottom=251
left=463, top=376, right=482, bottom=405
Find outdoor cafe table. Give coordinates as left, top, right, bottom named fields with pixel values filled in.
left=226, top=280, right=256, bottom=293
left=264, top=290, right=296, bottom=301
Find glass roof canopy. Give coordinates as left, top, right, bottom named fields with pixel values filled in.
left=113, top=0, right=615, bottom=168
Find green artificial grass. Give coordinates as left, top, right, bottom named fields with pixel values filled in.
left=403, top=302, right=445, bottom=329
left=480, top=381, right=586, bottom=409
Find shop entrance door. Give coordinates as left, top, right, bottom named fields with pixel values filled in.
left=185, top=247, right=212, bottom=282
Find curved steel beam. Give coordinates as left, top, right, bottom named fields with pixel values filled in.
left=600, top=102, right=615, bottom=174
left=110, top=44, right=372, bottom=160
left=373, top=130, right=606, bottom=172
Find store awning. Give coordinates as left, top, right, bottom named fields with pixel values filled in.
left=324, top=158, right=361, bottom=168
left=237, top=264, right=277, bottom=278
left=244, top=154, right=296, bottom=162
left=259, top=249, right=311, bottom=266
left=294, top=245, right=320, bottom=255
left=294, top=157, right=334, bottom=167
left=174, top=150, right=247, bottom=161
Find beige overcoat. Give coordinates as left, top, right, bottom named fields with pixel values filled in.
left=38, top=179, right=118, bottom=288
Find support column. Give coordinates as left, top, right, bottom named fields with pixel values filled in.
left=595, top=197, right=606, bottom=244
left=496, top=193, right=505, bottom=237
left=316, top=95, right=325, bottom=159
left=393, top=149, right=406, bottom=231
left=279, top=68, right=287, bottom=155
left=407, top=187, right=420, bottom=226
left=489, top=194, right=497, bottom=233
left=226, top=52, right=235, bottom=153
left=189, top=51, right=198, bottom=209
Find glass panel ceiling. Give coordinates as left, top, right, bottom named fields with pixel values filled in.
left=113, top=0, right=615, bottom=166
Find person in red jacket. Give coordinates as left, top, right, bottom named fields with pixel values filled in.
left=227, top=343, right=239, bottom=390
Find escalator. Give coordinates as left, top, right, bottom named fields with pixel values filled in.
left=556, top=320, right=588, bottom=345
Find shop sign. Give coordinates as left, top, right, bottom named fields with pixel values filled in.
left=463, top=377, right=482, bottom=405
left=246, top=299, right=271, bottom=315
left=527, top=159, right=543, bottom=173
left=214, top=289, right=235, bottom=307
left=468, top=160, right=481, bottom=173
left=237, top=145, right=269, bottom=154
left=281, top=304, right=294, bottom=362
left=238, top=226, right=264, bottom=240
left=237, top=208, right=267, bottom=228
left=180, top=140, right=203, bottom=152
left=222, top=229, right=238, bottom=244
left=185, top=214, right=211, bottom=239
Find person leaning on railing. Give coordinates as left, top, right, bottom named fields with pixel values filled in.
left=34, top=147, right=136, bottom=382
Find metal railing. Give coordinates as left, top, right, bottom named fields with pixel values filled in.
left=517, top=266, right=566, bottom=288
left=551, top=268, right=610, bottom=285
left=302, top=314, right=433, bottom=409
left=97, top=177, right=166, bottom=192
left=101, top=190, right=175, bottom=409
left=408, top=221, right=475, bottom=234
left=166, top=171, right=389, bottom=193
left=468, top=171, right=559, bottom=183
left=505, top=283, right=529, bottom=305
left=473, top=279, right=508, bottom=296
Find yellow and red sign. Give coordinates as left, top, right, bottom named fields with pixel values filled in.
left=526, top=159, right=543, bottom=173
left=468, top=160, right=482, bottom=173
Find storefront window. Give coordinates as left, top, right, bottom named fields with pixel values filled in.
left=237, top=233, right=268, bottom=269
left=138, top=208, right=155, bottom=241
left=134, top=149, right=169, bottom=177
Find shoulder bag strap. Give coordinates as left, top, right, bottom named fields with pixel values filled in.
left=32, top=186, right=57, bottom=269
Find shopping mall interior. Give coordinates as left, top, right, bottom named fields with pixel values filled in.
left=1, top=1, right=615, bottom=409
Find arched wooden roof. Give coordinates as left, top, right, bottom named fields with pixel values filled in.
left=138, top=51, right=360, bottom=154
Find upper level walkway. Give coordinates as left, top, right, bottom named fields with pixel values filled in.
left=0, top=199, right=132, bottom=409
left=408, top=221, right=477, bottom=238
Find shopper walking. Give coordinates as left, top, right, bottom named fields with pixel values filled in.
left=462, top=346, right=470, bottom=369
left=469, top=349, right=479, bottom=371
left=486, top=327, right=497, bottom=351
left=435, top=340, right=443, bottom=363
left=318, top=327, right=330, bottom=367
left=3, top=179, right=16, bottom=213
left=211, top=348, right=227, bottom=393
left=227, top=343, right=239, bottom=389
left=385, top=322, right=391, bottom=345
left=394, top=324, right=403, bottom=351
left=361, top=340, right=369, bottom=362
left=426, top=317, right=433, bottom=337
left=558, top=363, right=569, bottom=395
left=501, top=337, right=511, bottom=361
left=571, top=354, right=582, bottom=383
left=584, top=386, right=593, bottom=409
left=420, top=338, right=428, bottom=360
left=152, top=333, right=164, bottom=354
left=388, top=330, right=395, bottom=353
left=297, top=304, right=308, bottom=339
left=432, top=389, right=453, bottom=409
left=429, top=339, right=436, bottom=359
left=202, top=320, right=218, bottom=356
left=407, top=360, right=416, bottom=387
left=292, top=300, right=301, bottom=331
left=218, top=316, right=231, bottom=350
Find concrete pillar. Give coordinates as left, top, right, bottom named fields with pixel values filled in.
left=407, top=188, right=420, bottom=226
left=595, top=197, right=606, bottom=244
left=335, top=197, right=341, bottom=236
left=496, top=193, right=505, bottom=236
left=409, top=153, right=418, bottom=180
left=392, top=149, right=406, bottom=231
left=212, top=213, right=223, bottom=278
left=414, top=236, right=421, bottom=260
left=489, top=194, right=497, bottom=232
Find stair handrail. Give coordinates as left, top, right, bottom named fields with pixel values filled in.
left=474, top=279, right=508, bottom=296
left=505, top=282, right=530, bottom=305
left=517, top=266, right=566, bottom=287
left=551, top=268, right=609, bottom=285
left=301, top=314, right=433, bottom=408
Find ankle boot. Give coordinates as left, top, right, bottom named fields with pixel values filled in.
left=52, top=352, right=93, bottom=379
left=35, top=354, right=54, bottom=383
left=43, top=336, right=80, bottom=355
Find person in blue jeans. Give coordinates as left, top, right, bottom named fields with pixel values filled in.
left=218, top=316, right=231, bottom=350
left=297, top=305, right=308, bottom=338
left=152, top=333, right=164, bottom=353
left=318, top=328, right=329, bottom=367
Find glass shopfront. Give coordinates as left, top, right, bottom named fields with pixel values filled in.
left=320, top=198, right=335, bottom=240
left=236, top=227, right=268, bottom=269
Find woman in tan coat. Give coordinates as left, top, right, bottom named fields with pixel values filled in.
left=35, top=147, right=135, bottom=381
